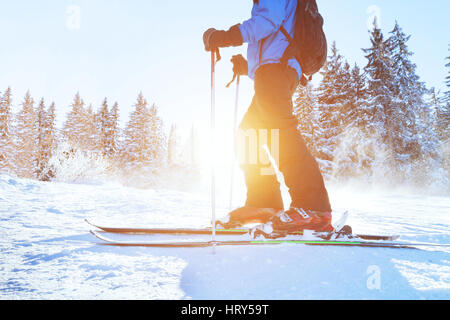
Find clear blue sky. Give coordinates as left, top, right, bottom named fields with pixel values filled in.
left=0, top=0, right=448, bottom=135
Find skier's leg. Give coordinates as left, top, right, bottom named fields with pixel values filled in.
left=279, top=125, right=332, bottom=212
left=237, top=97, right=284, bottom=211
left=253, top=64, right=332, bottom=213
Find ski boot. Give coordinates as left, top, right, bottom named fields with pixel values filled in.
left=271, top=207, right=333, bottom=233
left=250, top=207, right=334, bottom=239
left=215, top=207, right=283, bottom=229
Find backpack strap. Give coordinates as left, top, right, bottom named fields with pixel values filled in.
left=279, top=26, right=295, bottom=66
left=280, top=26, right=309, bottom=86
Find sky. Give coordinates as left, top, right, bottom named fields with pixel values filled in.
left=0, top=0, right=449, bottom=145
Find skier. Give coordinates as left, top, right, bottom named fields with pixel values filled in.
left=203, top=0, right=333, bottom=233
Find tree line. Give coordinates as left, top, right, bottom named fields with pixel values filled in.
left=0, top=89, right=194, bottom=182
left=0, top=20, right=448, bottom=188
left=294, top=20, right=449, bottom=187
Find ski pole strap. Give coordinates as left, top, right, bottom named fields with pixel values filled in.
left=226, top=73, right=237, bottom=88
left=215, top=48, right=221, bottom=63
left=211, top=49, right=221, bottom=74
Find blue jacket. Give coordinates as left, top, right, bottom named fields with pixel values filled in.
left=239, top=0, right=302, bottom=81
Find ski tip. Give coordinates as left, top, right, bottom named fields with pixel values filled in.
left=89, top=230, right=99, bottom=240
left=89, top=229, right=100, bottom=237
left=89, top=229, right=109, bottom=243
left=85, top=219, right=97, bottom=228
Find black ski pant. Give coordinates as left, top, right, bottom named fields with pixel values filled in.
left=237, top=63, right=331, bottom=212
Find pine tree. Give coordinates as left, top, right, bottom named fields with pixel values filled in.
left=344, top=64, right=367, bottom=129
left=84, top=104, right=98, bottom=152
left=0, top=88, right=13, bottom=173
left=63, top=92, right=89, bottom=150
left=0, top=88, right=12, bottom=138
left=386, top=21, right=436, bottom=162
left=96, top=98, right=109, bottom=156
left=121, top=93, right=166, bottom=172
left=315, top=42, right=349, bottom=163
left=362, top=18, right=396, bottom=169
left=14, top=91, right=38, bottom=178
left=36, top=98, right=47, bottom=179
left=121, top=93, right=153, bottom=170
left=294, top=83, right=319, bottom=157
left=106, top=102, right=120, bottom=160
left=445, top=45, right=450, bottom=106
left=436, top=51, right=450, bottom=180
left=35, top=99, right=57, bottom=181
left=147, top=103, right=166, bottom=167
left=438, top=48, right=450, bottom=141
left=46, top=102, right=57, bottom=161
left=332, top=64, right=371, bottom=178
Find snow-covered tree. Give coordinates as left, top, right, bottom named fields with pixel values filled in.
left=147, top=103, right=166, bottom=166
left=386, top=21, right=437, bottom=163
left=96, top=98, right=109, bottom=155
left=445, top=45, right=450, bottom=106
left=437, top=51, right=450, bottom=181
left=14, top=91, right=38, bottom=178
left=106, top=102, right=120, bottom=160
left=36, top=98, right=47, bottom=179
left=345, top=64, right=368, bottom=129
left=122, top=93, right=160, bottom=171
left=84, top=104, right=98, bottom=152
left=45, top=102, right=57, bottom=173
left=0, top=88, right=14, bottom=173
left=331, top=64, right=372, bottom=179
left=35, top=99, right=57, bottom=181
left=438, top=49, right=450, bottom=141
left=294, top=83, right=320, bottom=157
left=362, top=18, right=395, bottom=148
left=63, top=92, right=90, bottom=150
left=315, top=42, right=349, bottom=164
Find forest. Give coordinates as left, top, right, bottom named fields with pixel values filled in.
left=0, top=21, right=448, bottom=192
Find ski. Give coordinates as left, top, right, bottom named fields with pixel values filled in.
left=85, top=219, right=399, bottom=241
left=89, top=230, right=446, bottom=249
left=85, top=219, right=249, bottom=235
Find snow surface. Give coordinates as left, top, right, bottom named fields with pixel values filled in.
left=1, top=173, right=449, bottom=300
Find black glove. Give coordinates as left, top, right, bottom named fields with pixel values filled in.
left=203, top=24, right=243, bottom=52
left=231, top=54, right=248, bottom=76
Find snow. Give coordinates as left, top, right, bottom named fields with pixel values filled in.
left=1, top=173, right=449, bottom=300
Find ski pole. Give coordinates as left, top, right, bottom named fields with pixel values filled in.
left=229, top=74, right=240, bottom=211
left=210, top=49, right=220, bottom=242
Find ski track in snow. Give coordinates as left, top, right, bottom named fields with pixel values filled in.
left=0, top=174, right=449, bottom=299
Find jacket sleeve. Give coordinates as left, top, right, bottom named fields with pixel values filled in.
left=239, top=0, right=287, bottom=44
